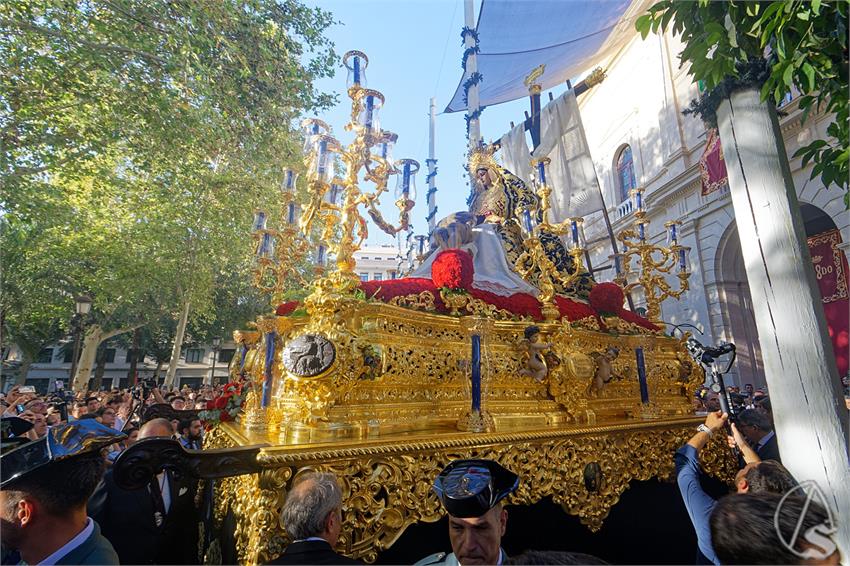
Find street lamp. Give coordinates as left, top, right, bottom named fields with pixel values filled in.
left=69, top=295, right=93, bottom=389
left=208, top=337, right=222, bottom=386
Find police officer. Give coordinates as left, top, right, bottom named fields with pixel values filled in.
left=416, top=459, right=519, bottom=566
left=1, top=420, right=124, bottom=565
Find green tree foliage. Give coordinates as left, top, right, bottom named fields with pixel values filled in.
left=1, top=1, right=337, bottom=385
left=636, top=0, right=849, bottom=206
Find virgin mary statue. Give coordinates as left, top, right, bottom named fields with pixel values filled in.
left=411, top=146, right=593, bottom=300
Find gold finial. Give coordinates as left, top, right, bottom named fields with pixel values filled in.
left=584, top=67, right=607, bottom=88
left=524, top=64, right=546, bottom=93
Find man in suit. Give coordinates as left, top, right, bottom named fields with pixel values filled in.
left=89, top=417, right=200, bottom=564
left=1, top=420, right=123, bottom=565
left=268, top=472, right=359, bottom=565
left=736, top=408, right=781, bottom=462
left=416, top=459, right=520, bottom=566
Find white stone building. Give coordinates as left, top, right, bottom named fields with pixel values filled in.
left=563, top=28, right=847, bottom=388
left=1, top=340, right=236, bottom=393
left=353, top=244, right=402, bottom=282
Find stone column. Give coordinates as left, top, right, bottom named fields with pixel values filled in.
left=716, top=86, right=850, bottom=555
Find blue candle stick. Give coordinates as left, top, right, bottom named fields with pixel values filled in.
left=635, top=347, right=649, bottom=404
left=317, top=140, right=328, bottom=177
left=261, top=331, right=277, bottom=408
left=317, top=245, right=326, bottom=265
left=287, top=203, right=295, bottom=225
left=365, top=95, right=374, bottom=130
left=537, top=161, right=547, bottom=184
left=638, top=222, right=645, bottom=242
left=679, top=248, right=688, bottom=272
left=471, top=334, right=481, bottom=412
left=669, top=223, right=677, bottom=244
left=352, top=56, right=361, bottom=85
left=402, top=162, right=411, bottom=196
left=570, top=220, right=580, bottom=247
left=523, top=209, right=533, bottom=233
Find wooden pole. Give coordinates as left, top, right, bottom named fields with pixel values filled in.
left=716, top=86, right=850, bottom=556
left=463, top=0, right=480, bottom=150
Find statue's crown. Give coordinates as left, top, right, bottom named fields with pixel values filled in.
left=468, top=143, right=499, bottom=174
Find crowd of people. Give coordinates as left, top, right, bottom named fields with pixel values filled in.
left=0, top=380, right=843, bottom=565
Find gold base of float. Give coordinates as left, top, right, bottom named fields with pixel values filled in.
left=207, top=417, right=736, bottom=565
left=208, top=301, right=737, bottom=564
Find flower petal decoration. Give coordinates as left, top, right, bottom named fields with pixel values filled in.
left=431, top=249, right=474, bottom=290
left=588, top=282, right=625, bottom=315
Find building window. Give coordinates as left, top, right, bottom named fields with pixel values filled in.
left=361, top=256, right=369, bottom=260
left=36, top=348, right=53, bottom=363
left=218, top=349, right=236, bottom=364
left=616, top=145, right=637, bottom=203
left=389, top=271, right=397, bottom=280
left=102, top=348, right=116, bottom=363
left=62, top=345, right=75, bottom=363
left=125, top=350, right=145, bottom=363
left=186, top=348, right=204, bottom=363
left=359, top=273, right=369, bottom=281
left=374, top=273, right=383, bottom=281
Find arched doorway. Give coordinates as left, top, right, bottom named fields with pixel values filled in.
left=716, top=224, right=764, bottom=388
left=716, top=203, right=846, bottom=388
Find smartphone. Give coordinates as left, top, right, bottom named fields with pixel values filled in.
left=15, top=404, right=25, bottom=414
left=18, top=386, right=36, bottom=394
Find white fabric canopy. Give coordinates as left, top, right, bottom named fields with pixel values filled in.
left=446, top=0, right=650, bottom=113
left=497, top=122, right=531, bottom=184
left=532, top=89, right=605, bottom=219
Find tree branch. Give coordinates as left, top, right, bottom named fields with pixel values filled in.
left=2, top=18, right=168, bottom=67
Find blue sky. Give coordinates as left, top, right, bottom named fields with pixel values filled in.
left=303, top=0, right=571, bottom=247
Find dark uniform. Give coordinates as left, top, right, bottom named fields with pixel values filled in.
left=1, top=420, right=124, bottom=565
left=415, top=459, right=519, bottom=566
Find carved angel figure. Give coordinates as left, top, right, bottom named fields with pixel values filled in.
left=519, top=325, right=554, bottom=382
left=587, top=347, right=620, bottom=397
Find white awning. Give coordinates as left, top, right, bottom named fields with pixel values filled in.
left=445, top=0, right=650, bottom=113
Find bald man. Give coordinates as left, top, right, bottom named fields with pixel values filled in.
left=89, top=418, right=200, bottom=564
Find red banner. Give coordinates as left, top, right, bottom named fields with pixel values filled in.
left=807, top=229, right=849, bottom=377
left=700, top=128, right=729, bottom=196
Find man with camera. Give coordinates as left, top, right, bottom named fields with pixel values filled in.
left=675, top=411, right=797, bottom=564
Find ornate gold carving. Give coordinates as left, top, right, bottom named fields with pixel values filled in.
left=211, top=418, right=736, bottom=564
left=387, top=291, right=437, bottom=311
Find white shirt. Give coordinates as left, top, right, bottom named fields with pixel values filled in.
left=157, top=472, right=171, bottom=513
left=39, top=517, right=94, bottom=565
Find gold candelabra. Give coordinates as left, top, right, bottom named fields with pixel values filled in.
left=251, top=170, right=312, bottom=305
left=298, top=51, right=418, bottom=295
left=611, top=187, right=691, bottom=323
left=514, top=158, right=588, bottom=321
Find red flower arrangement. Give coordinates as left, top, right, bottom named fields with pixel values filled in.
left=276, top=301, right=300, bottom=316
left=199, top=380, right=252, bottom=428
left=431, top=249, right=474, bottom=290
left=588, top=283, right=625, bottom=315
left=616, top=307, right=660, bottom=331
left=360, top=277, right=448, bottom=311
left=469, top=288, right=543, bottom=320
left=554, top=296, right=598, bottom=322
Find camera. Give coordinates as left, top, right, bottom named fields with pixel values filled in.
left=686, top=337, right=736, bottom=366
